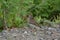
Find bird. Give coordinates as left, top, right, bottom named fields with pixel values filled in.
left=27, top=13, right=39, bottom=26
left=27, top=13, right=41, bottom=31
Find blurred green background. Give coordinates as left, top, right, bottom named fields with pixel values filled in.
left=0, top=0, right=60, bottom=30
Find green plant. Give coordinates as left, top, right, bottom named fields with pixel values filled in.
left=0, top=0, right=60, bottom=30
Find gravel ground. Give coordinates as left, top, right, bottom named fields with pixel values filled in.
left=0, top=24, right=60, bottom=40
